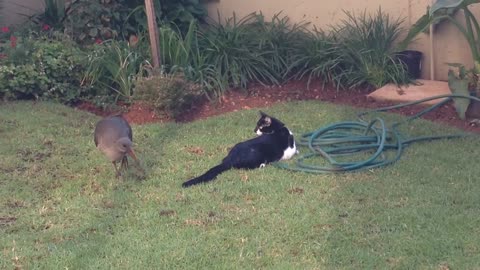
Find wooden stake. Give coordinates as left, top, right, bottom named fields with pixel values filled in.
left=144, top=0, right=161, bottom=73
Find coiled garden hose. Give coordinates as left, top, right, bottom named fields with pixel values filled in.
left=274, top=94, right=480, bottom=174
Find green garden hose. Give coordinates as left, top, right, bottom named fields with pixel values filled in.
left=274, top=94, right=480, bottom=174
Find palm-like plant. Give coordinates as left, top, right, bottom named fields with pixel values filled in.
left=399, top=0, right=480, bottom=119
left=399, top=0, right=480, bottom=60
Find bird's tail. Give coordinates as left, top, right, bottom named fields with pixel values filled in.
left=182, top=163, right=231, bottom=187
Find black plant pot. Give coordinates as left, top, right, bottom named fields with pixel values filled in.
left=396, top=50, right=423, bottom=79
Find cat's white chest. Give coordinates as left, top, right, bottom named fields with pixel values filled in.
left=281, top=130, right=298, bottom=160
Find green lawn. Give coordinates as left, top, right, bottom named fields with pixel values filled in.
left=1, top=101, right=480, bottom=269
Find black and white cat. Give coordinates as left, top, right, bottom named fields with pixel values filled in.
left=182, top=111, right=297, bottom=187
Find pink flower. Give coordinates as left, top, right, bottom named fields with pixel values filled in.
left=1, top=27, right=9, bottom=33
left=0, top=53, right=7, bottom=59
left=95, top=38, right=103, bottom=44
left=42, top=24, right=51, bottom=31
left=10, top=35, right=17, bottom=48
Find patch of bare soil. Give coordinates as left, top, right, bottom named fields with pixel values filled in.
left=76, top=79, right=480, bottom=134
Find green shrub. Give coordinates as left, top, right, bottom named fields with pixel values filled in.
left=28, top=0, right=206, bottom=45
left=0, top=38, right=87, bottom=103
left=133, top=73, right=202, bottom=119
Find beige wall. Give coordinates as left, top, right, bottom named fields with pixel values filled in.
left=1, top=0, right=44, bottom=26
left=206, top=0, right=478, bottom=81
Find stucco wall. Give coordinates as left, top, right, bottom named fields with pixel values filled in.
left=1, top=0, right=44, bottom=26
left=205, top=0, right=479, bottom=81
left=1, top=0, right=477, bottom=81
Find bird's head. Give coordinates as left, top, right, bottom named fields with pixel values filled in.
left=116, top=137, right=137, bottom=161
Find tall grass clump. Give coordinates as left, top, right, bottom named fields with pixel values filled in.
left=288, top=29, right=341, bottom=88
left=145, top=9, right=410, bottom=104
left=290, top=8, right=410, bottom=90
left=247, top=12, right=310, bottom=82
left=83, top=38, right=150, bottom=104
left=332, top=9, right=410, bottom=88
left=199, top=13, right=284, bottom=90
left=196, top=12, right=311, bottom=97
left=155, top=13, right=308, bottom=101
left=156, top=20, right=226, bottom=100
left=158, top=22, right=197, bottom=70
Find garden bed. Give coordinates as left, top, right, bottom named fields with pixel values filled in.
left=77, top=79, right=480, bottom=134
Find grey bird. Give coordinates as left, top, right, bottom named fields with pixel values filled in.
left=94, top=115, right=141, bottom=177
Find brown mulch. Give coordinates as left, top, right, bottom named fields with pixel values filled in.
left=75, top=101, right=166, bottom=124
left=75, top=79, right=480, bottom=134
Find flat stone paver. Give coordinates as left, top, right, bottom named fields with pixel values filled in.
left=367, top=79, right=451, bottom=106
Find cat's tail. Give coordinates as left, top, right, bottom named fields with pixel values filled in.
left=182, top=163, right=231, bottom=188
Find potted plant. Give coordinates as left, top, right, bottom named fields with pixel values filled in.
left=446, top=63, right=479, bottom=119
left=398, top=0, right=480, bottom=119
left=395, top=49, right=423, bottom=80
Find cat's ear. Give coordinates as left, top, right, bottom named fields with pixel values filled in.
left=264, top=116, right=272, bottom=125
left=259, top=111, right=271, bottom=125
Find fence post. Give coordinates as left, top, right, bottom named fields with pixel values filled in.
left=145, top=0, right=161, bottom=74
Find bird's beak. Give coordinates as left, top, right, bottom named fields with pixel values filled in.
left=127, top=147, right=145, bottom=175
left=127, top=148, right=138, bottom=161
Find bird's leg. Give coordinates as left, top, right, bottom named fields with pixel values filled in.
left=120, top=156, right=128, bottom=173
left=112, top=161, right=122, bottom=178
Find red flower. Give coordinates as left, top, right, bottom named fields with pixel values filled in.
left=10, top=35, right=17, bottom=48
left=42, top=24, right=51, bottom=31
left=1, top=27, right=9, bottom=33
left=0, top=53, right=7, bottom=59
left=95, top=38, right=102, bottom=44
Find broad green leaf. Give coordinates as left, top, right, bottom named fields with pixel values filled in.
left=396, top=13, right=431, bottom=51
left=430, top=0, right=480, bottom=15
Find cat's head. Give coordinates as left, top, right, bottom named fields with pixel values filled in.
left=254, top=111, right=285, bottom=135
